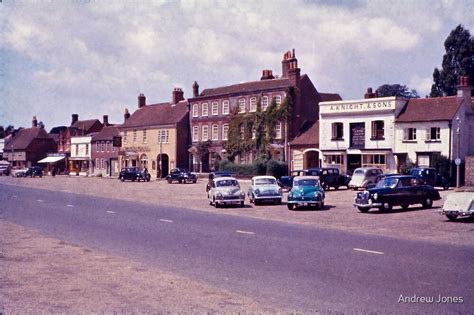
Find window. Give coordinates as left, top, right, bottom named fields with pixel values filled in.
left=123, top=131, right=128, bottom=144
left=96, top=142, right=100, bottom=152
left=222, top=100, right=230, bottom=115
left=371, top=121, right=384, bottom=140
left=101, top=158, right=105, bottom=169
left=202, top=103, right=208, bottom=117
left=85, top=144, right=89, bottom=155
left=112, top=143, right=115, bottom=152
left=262, top=96, right=269, bottom=111
left=106, top=141, right=110, bottom=152
left=275, top=95, right=282, bottom=105
left=362, top=154, right=386, bottom=169
left=143, top=129, right=147, bottom=144
left=426, top=127, right=441, bottom=141
left=240, top=124, right=245, bottom=140
left=193, top=126, right=199, bottom=142
left=95, top=158, right=99, bottom=169
left=222, top=124, right=229, bottom=140
left=332, top=122, right=344, bottom=140
left=75, top=145, right=79, bottom=156
left=101, top=141, right=105, bottom=152
left=211, top=102, right=219, bottom=115
left=250, top=97, right=257, bottom=112
left=238, top=98, right=246, bottom=113
left=192, top=104, right=199, bottom=117
left=158, top=130, right=169, bottom=143
left=403, top=128, right=417, bottom=141
left=325, top=154, right=343, bottom=166
left=202, top=125, right=209, bottom=141
left=212, top=124, right=218, bottom=141
left=275, top=122, right=282, bottom=139
left=133, top=130, right=137, bottom=143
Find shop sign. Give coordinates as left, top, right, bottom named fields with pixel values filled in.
left=122, top=146, right=151, bottom=152
left=321, top=100, right=395, bottom=114
left=350, top=122, right=365, bottom=149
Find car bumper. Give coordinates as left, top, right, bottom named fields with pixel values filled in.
left=437, top=209, right=474, bottom=216
left=287, top=200, right=323, bottom=206
left=216, top=198, right=245, bottom=205
left=254, top=195, right=282, bottom=201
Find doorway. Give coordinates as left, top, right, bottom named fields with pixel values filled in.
left=347, top=154, right=361, bottom=174
left=157, top=154, right=169, bottom=178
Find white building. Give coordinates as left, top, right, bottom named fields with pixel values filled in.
left=319, top=89, right=406, bottom=174
left=70, top=136, right=92, bottom=175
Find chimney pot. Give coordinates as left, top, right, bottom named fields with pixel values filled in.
left=103, top=115, right=109, bottom=126
left=138, top=93, right=146, bottom=108
left=71, top=114, right=79, bottom=126
left=32, top=116, right=38, bottom=128
left=193, top=81, right=199, bottom=97
left=124, top=108, right=130, bottom=121
left=364, top=87, right=376, bottom=99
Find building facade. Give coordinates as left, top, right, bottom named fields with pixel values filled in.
left=70, top=136, right=92, bottom=175
left=91, top=125, right=120, bottom=177
left=118, top=89, right=190, bottom=178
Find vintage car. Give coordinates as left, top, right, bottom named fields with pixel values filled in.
left=25, top=166, right=43, bottom=178
left=287, top=176, right=325, bottom=210
left=248, top=176, right=283, bottom=205
left=437, top=192, right=474, bottom=221
left=409, top=167, right=450, bottom=190
left=0, top=161, right=11, bottom=176
left=354, top=175, right=441, bottom=213
left=10, top=167, right=28, bottom=177
left=208, top=177, right=245, bottom=208
left=118, top=167, right=151, bottom=182
left=165, top=168, right=197, bottom=184
left=304, top=167, right=351, bottom=190
left=206, top=171, right=234, bottom=192
left=366, top=173, right=398, bottom=189
left=348, top=167, right=383, bottom=190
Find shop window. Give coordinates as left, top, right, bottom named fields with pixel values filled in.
left=404, top=128, right=417, bottom=141
left=332, top=122, right=344, bottom=140
left=325, top=154, right=343, bottom=166
left=426, top=127, right=441, bottom=141
left=362, top=154, right=386, bottom=169
left=371, top=121, right=384, bottom=140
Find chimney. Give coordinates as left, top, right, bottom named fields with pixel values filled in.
left=103, top=115, right=109, bottom=126
left=71, top=114, right=79, bottom=126
left=364, top=87, right=376, bottom=99
left=124, top=108, right=130, bottom=121
left=138, top=93, right=146, bottom=108
left=261, top=69, right=275, bottom=80
left=457, top=76, right=473, bottom=109
left=32, top=116, right=38, bottom=128
left=172, top=88, right=184, bottom=104
left=193, top=81, right=199, bottom=97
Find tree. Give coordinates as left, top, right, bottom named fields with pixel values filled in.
left=375, top=84, right=419, bottom=98
left=430, top=24, right=474, bottom=97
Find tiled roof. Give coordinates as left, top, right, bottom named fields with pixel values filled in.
left=320, top=93, right=342, bottom=102
left=92, top=126, right=120, bottom=141
left=290, top=121, right=319, bottom=146
left=396, top=96, right=461, bottom=122
left=199, top=78, right=292, bottom=98
left=121, top=100, right=188, bottom=128
left=72, top=119, right=101, bottom=132
left=4, top=127, right=52, bottom=150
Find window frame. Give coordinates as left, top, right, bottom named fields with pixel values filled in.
left=192, top=126, right=199, bottom=142
left=202, top=125, right=209, bottom=141
left=211, top=101, right=219, bottom=116
left=250, top=97, right=257, bottom=112
left=222, top=100, right=230, bottom=115
left=211, top=124, right=219, bottom=141
left=201, top=103, right=209, bottom=117
left=222, top=124, right=229, bottom=141
left=262, top=96, right=269, bottom=111
left=331, top=122, right=344, bottom=140
left=192, top=104, right=199, bottom=118
left=238, top=98, right=246, bottom=113
left=371, top=120, right=385, bottom=140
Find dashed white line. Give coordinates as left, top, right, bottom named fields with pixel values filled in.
left=106, top=211, right=115, bottom=214
left=236, top=230, right=255, bottom=235
left=37, top=199, right=44, bottom=202
left=13, top=195, right=18, bottom=198
left=353, top=248, right=384, bottom=255
left=160, top=219, right=173, bottom=223
left=67, top=204, right=74, bottom=208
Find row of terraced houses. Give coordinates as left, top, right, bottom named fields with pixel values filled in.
left=2, top=50, right=474, bottom=184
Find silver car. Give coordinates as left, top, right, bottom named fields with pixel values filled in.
left=248, top=176, right=283, bottom=205
left=348, top=167, right=383, bottom=190
left=208, top=177, right=245, bottom=208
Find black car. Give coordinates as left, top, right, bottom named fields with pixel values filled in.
left=354, top=175, right=441, bottom=213
left=409, top=167, right=450, bottom=190
left=119, top=167, right=151, bottom=182
left=206, top=171, right=234, bottom=192
left=166, top=168, right=197, bottom=184
left=278, top=168, right=351, bottom=191
left=25, top=166, right=43, bottom=178
left=366, top=173, right=398, bottom=189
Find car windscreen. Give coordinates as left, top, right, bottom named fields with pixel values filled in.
left=255, top=178, right=276, bottom=185
left=294, top=179, right=319, bottom=187
left=216, top=179, right=238, bottom=187
left=353, top=169, right=364, bottom=175
left=376, top=177, right=398, bottom=188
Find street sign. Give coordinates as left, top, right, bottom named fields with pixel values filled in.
left=455, top=158, right=461, bottom=166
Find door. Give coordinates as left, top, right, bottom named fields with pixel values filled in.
left=347, top=155, right=361, bottom=174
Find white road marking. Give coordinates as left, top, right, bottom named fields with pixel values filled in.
left=236, top=230, right=255, bottom=235
left=67, top=204, right=74, bottom=208
left=106, top=211, right=115, bottom=214
left=353, top=248, right=384, bottom=255
left=37, top=199, right=44, bottom=202
left=13, top=195, right=18, bottom=198
left=160, top=219, right=173, bottom=223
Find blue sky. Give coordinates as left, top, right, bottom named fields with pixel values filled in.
left=1, top=0, right=473, bottom=129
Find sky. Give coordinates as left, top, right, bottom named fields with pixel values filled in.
left=1, top=0, right=473, bottom=130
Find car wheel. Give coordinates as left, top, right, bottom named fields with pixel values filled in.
left=379, top=202, right=392, bottom=212
left=320, top=201, right=325, bottom=209
left=287, top=204, right=294, bottom=210
left=132, top=178, right=136, bottom=182
left=422, top=198, right=433, bottom=209
left=446, top=214, right=458, bottom=221
left=167, top=178, right=172, bottom=184
left=147, top=178, right=150, bottom=182
left=443, top=185, right=449, bottom=190
left=401, top=204, right=410, bottom=210
left=240, top=201, right=244, bottom=207
left=358, top=206, right=369, bottom=213
left=193, top=180, right=197, bottom=184
left=120, top=177, right=124, bottom=182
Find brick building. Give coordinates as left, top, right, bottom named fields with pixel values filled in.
left=91, top=122, right=120, bottom=177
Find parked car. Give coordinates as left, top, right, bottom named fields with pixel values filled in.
left=304, top=167, right=351, bottom=190
left=10, top=167, right=28, bottom=177
left=354, top=175, right=441, bottom=213
left=366, top=173, right=398, bottom=189
left=437, top=192, right=474, bottom=221
left=0, top=162, right=11, bottom=176
left=409, top=167, right=450, bottom=190
left=25, top=166, right=43, bottom=178
left=277, top=170, right=304, bottom=190
left=206, top=171, right=234, bottom=192
left=287, top=175, right=325, bottom=210
left=348, top=167, right=383, bottom=190
left=248, top=176, right=283, bottom=205
left=166, top=168, right=197, bottom=184
left=118, top=167, right=151, bottom=182
left=208, top=177, right=245, bottom=207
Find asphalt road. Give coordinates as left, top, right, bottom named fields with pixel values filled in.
left=1, top=183, right=473, bottom=313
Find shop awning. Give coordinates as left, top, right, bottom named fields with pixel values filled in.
left=38, top=156, right=65, bottom=163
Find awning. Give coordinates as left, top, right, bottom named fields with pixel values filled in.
left=38, top=156, right=65, bottom=163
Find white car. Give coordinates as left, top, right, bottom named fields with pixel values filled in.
left=437, top=192, right=474, bottom=221
left=248, top=175, right=282, bottom=205
left=208, top=177, right=245, bottom=208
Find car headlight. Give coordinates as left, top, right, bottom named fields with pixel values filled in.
left=373, top=193, right=378, bottom=200
left=240, top=191, right=245, bottom=197
left=255, top=189, right=260, bottom=195
left=217, top=192, right=223, bottom=197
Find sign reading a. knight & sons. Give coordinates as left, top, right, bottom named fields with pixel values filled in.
left=320, top=100, right=396, bottom=114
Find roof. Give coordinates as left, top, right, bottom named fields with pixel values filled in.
left=199, top=78, right=292, bottom=98
left=396, top=96, right=461, bottom=122
left=4, top=127, right=53, bottom=150
left=290, top=121, right=319, bottom=146
left=320, top=93, right=342, bottom=102
left=92, top=126, right=120, bottom=141
left=121, top=100, right=188, bottom=129
left=72, top=119, right=101, bottom=132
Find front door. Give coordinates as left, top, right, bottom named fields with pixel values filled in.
left=347, top=154, right=361, bottom=174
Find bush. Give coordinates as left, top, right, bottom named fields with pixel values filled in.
left=266, top=160, right=288, bottom=179
left=218, top=160, right=256, bottom=176
left=217, top=158, right=287, bottom=177
left=431, top=154, right=450, bottom=176
left=400, top=158, right=416, bottom=175
left=255, top=160, right=267, bottom=175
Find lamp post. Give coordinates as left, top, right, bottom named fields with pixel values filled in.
left=456, top=116, right=461, bottom=188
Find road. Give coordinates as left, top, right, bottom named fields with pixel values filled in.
left=1, top=183, right=473, bottom=312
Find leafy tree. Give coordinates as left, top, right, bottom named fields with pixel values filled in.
left=376, top=84, right=419, bottom=98
left=430, top=24, right=474, bottom=97
left=0, top=126, right=4, bottom=139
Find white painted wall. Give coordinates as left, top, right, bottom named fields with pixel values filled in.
left=71, top=136, right=92, bottom=159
